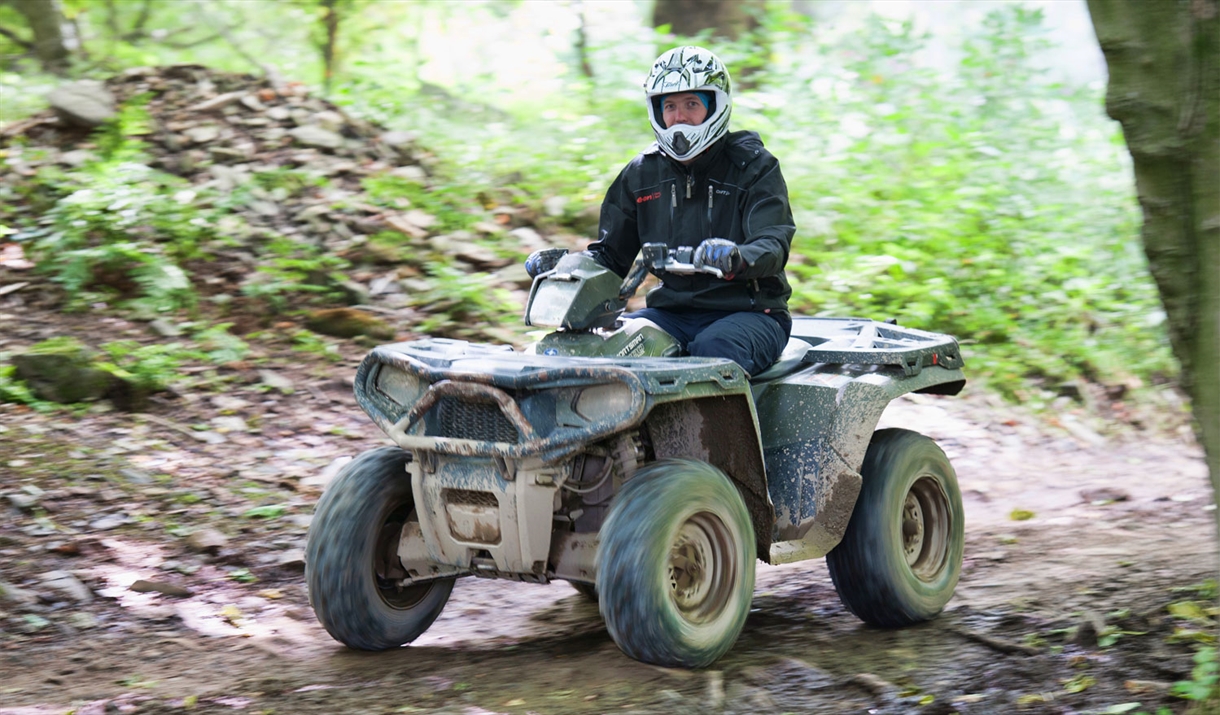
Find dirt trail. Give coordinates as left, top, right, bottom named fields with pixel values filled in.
left=0, top=311, right=1214, bottom=715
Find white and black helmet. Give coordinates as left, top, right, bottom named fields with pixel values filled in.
left=643, top=46, right=732, bottom=162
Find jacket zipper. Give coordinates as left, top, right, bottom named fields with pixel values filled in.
left=670, top=184, right=677, bottom=208
left=686, top=175, right=692, bottom=199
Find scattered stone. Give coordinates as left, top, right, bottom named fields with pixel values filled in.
left=6, top=492, right=40, bottom=510
left=48, top=80, right=116, bottom=127
left=20, top=614, right=51, bottom=633
left=11, top=337, right=114, bottom=403
left=212, top=395, right=252, bottom=411
left=120, top=468, right=154, bottom=484
left=211, top=416, right=250, bottom=433
left=148, top=317, right=184, bottom=337
left=288, top=125, right=343, bottom=149
left=185, top=124, right=222, bottom=144
left=0, top=580, right=40, bottom=606
left=1071, top=610, right=1107, bottom=649
left=258, top=370, right=295, bottom=394
left=186, top=528, right=229, bottom=553
left=89, top=514, right=128, bottom=531
left=275, top=549, right=306, bottom=571
left=40, top=571, right=93, bottom=603
left=301, top=456, right=353, bottom=490
left=129, top=579, right=195, bottom=598
left=1081, top=487, right=1130, bottom=504
left=68, top=612, right=98, bottom=629
left=305, top=308, right=396, bottom=341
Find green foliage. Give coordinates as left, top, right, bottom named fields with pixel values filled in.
left=1172, top=647, right=1220, bottom=702
left=411, top=263, right=519, bottom=337
left=755, top=10, right=1171, bottom=400
left=12, top=97, right=213, bottom=314
left=241, top=236, right=350, bottom=311
left=0, top=4, right=1177, bottom=408
left=191, top=324, right=250, bottom=364
left=0, top=364, right=46, bottom=409
left=100, top=341, right=182, bottom=393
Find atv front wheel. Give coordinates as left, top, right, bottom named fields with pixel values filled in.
left=306, top=447, right=454, bottom=650
left=826, top=428, right=964, bottom=627
left=597, top=459, right=755, bottom=668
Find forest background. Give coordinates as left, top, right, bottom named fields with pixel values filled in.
left=0, top=0, right=1197, bottom=434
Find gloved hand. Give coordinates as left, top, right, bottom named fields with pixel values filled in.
left=524, top=247, right=568, bottom=278
left=692, top=238, right=742, bottom=279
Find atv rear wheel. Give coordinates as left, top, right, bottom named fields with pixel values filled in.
left=306, top=447, right=454, bottom=650
left=826, top=428, right=964, bottom=627
left=597, top=459, right=755, bottom=668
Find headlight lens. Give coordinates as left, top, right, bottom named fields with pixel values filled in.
left=573, top=383, right=634, bottom=423
left=374, top=365, right=425, bottom=407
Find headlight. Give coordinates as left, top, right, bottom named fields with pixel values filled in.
left=573, top=383, right=635, bottom=423
left=374, top=365, right=426, bottom=407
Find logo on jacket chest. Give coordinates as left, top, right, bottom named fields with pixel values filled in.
left=635, top=191, right=662, bottom=204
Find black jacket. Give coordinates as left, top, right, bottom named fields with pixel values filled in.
left=586, top=130, right=795, bottom=315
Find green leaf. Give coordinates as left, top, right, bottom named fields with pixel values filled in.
left=243, top=505, right=286, bottom=519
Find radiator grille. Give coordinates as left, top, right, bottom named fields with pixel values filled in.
left=434, top=397, right=519, bottom=443
left=447, top=489, right=499, bottom=507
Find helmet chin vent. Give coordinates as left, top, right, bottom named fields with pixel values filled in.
left=672, top=132, right=690, bottom=156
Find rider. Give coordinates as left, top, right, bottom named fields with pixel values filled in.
left=527, top=46, right=796, bottom=377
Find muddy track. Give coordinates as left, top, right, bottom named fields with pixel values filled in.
left=0, top=308, right=1213, bottom=715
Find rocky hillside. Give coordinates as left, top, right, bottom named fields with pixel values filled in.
left=1, top=64, right=588, bottom=345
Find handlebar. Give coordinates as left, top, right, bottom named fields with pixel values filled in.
left=618, top=243, right=723, bottom=301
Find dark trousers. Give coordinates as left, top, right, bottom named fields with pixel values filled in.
left=625, top=308, right=791, bottom=377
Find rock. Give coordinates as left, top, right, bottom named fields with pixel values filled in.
left=490, top=263, right=533, bottom=289
left=185, top=125, right=222, bottom=144
left=276, top=549, right=306, bottom=571
left=187, top=90, right=245, bottom=112
left=379, top=130, right=417, bottom=148
left=212, top=395, right=251, bottom=411
left=11, top=337, right=114, bottom=404
left=301, top=456, right=352, bottom=490
left=59, top=149, right=97, bottom=167
left=1071, top=610, right=1106, bottom=649
left=186, top=528, right=229, bottom=553
left=1081, top=487, right=1130, bottom=504
left=129, top=579, right=195, bottom=598
left=40, top=571, right=93, bottom=603
left=258, top=370, right=295, bottom=395
left=211, top=416, right=249, bottom=433
left=508, top=227, right=550, bottom=252
left=305, top=307, right=396, bottom=340
left=89, top=514, right=128, bottom=530
left=453, top=242, right=512, bottom=269
left=149, top=318, right=183, bottom=337
left=68, top=612, right=98, bottom=629
left=0, top=580, right=40, bottom=606
left=120, top=468, right=153, bottom=484
left=389, top=165, right=427, bottom=182
left=543, top=195, right=568, bottom=217
left=48, top=80, right=116, bottom=127
left=288, top=125, right=344, bottom=149
left=310, top=110, right=345, bottom=132
left=6, top=492, right=40, bottom=510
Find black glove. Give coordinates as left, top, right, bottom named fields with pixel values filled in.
left=692, top=238, right=742, bottom=279
left=524, top=247, right=568, bottom=278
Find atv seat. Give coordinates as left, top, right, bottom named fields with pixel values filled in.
left=749, top=336, right=812, bottom=384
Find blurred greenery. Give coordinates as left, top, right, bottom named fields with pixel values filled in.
left=0, top=1, right=1176, bottom=409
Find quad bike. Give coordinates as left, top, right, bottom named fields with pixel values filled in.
left=305, top=244, right=967, bottom=668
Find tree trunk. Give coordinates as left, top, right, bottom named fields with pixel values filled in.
left=652, top=0, right=761, bottom=39
left=12, top=0, right=70, bottom=72
left=1086, top=0, right=1219, bottom=514
left=320, top=0, right=341, bottom=93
